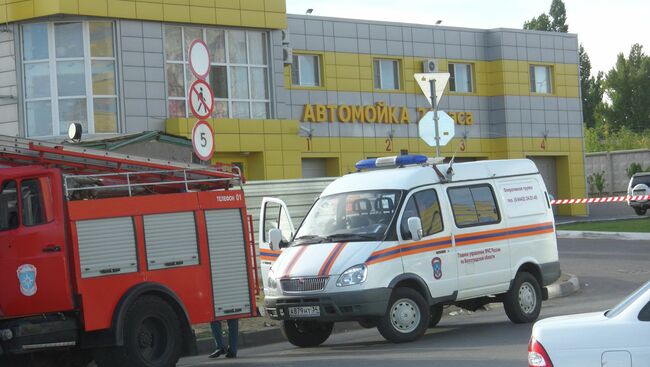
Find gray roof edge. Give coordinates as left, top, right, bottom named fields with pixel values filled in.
left=287, top=14, right=578, bottom=38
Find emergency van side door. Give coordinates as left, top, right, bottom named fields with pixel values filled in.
left=447, top=182, right=510, bottom=298
left=0, top=169, right=74, bottom=317
left=397, top=187, right=458, bottom=299
left=259, top=197, right=294, bottom=289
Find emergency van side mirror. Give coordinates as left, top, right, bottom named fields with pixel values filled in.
left=269, top=228, right=283, bottom=251
left=407, top=217, right=423, bottom=241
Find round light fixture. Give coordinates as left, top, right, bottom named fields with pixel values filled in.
left=68, top=122, right=83, bottom=142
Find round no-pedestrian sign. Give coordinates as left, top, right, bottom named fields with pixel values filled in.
left=189, top=79, right=214, bottom=119
left=192, top=120, right=215, bottom=161
left=188, top=39, right=211, bottom=80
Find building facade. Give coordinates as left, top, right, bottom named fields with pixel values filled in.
left=0, top=1, right=586, bottom=215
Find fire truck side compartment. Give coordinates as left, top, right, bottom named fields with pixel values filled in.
left=205, top=209, right=252, bottom=317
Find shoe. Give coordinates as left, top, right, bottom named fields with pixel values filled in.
left=208, top=348, right=226, bottom=358
left=226, top=348, right=237, bottom=358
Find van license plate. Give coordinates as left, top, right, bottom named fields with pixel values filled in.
left=288, top=306, right=320, bottom=317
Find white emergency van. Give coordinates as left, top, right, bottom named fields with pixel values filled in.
left=259, top=155, right=560, bottom=346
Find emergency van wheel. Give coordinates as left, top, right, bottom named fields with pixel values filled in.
left=97, top=296, right=182, bottom=367
left=503, top=272, right=542, bottom=324
left=428, top=304, right=443, bottom=328
left=634, top=207, right=647, bottom=216
left=280, top=320, right=334, bottom=347
left=377, top=287, right=430, bottom=343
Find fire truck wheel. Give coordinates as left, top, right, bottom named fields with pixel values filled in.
left=377, top=287, right=430, bottom=343
left=634, top=207, right=647, bottom=216
left=280, top=320, right=334, bottom=347
left=428, top=303, right=443, bottom=328
left=503, top=271, right=542, bottom=324
left=107, top=295, right=182, bottom=367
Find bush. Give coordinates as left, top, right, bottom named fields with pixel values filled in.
left=584, top=124, right=650, bottom=153
left=587, top=171, right=606, bottom=195
left=626, top=163, right=645, bottom=178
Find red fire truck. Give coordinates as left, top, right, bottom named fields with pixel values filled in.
left=0, top=135, right=259, bottom=367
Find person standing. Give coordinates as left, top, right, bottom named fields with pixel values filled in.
left=209, top=319, right=239, bottom=359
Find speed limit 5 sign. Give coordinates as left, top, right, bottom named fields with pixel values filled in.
left=192, top=120, right=215, bottom=161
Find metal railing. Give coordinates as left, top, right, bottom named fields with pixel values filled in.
left=63, top=169, right=242, bottom=199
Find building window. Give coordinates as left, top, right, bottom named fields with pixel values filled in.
left=165, top=26, right=270, bottom=119
left=291, top=54, right=320, bottom=87
left=373, top=59, right=400, bottom=90
left=21, top=22, right=118, bottom=137
left=448, top=185, right=500, bottom=227
left=530, top=65, right=552, bottom=94
left=449, top=63, right=473, bottom=93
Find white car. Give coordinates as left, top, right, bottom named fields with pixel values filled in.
left=627, top=173, right=650, bottom=216
left=529, top=280, right=650, bottom=367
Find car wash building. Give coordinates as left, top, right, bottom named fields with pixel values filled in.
left=0, top=1, right=586, bottom=215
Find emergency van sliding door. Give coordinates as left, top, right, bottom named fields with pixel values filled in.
left=204, top=209, right=251, bottom=317
left=447, top=182, right=511, bottom=298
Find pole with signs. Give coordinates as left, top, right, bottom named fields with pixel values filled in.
left=415, top=73, right=451, bottom=157
left=188, top=39, right=216, bottom=162
left=430, top=79, right=441, bottom=157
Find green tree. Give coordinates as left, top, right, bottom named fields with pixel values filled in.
left=523, top=0, right=568, bottom=32
left=604, top=44, right=650, bottom=132
left=579, top=45, right=605, bottom=128
left=523, top=13, right=552, bottom=31
left=549, top=0, right=569, bottom=32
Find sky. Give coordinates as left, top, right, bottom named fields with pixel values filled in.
left=286, top=0, right=650, bottom=75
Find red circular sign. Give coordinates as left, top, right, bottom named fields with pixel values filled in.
left=188, top=39, right=211, bottom=80
left=189, top=79, right=214, bottom=119
left=192, top=120, right=215, bottom=161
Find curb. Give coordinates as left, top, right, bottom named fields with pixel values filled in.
left=195, top=272, right=580, bottom=353
left=546, top=272, right=580, bottom=300
left=557, top=230, right=650, bottom=241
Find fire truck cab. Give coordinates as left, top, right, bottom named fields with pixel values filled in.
left=0, top=136, right=258, bottom=367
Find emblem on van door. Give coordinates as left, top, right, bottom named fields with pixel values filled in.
left=17, top=264, right=37, bottom=297
left=432, top=257, right=442, bottom=280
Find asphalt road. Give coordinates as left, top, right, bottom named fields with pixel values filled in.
left=180, top=238, right=650, bottom=367
left=586, top=202, right=640, bottom=221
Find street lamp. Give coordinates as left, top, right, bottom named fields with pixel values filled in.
left=435, top=20, right=442, bottom=25
left=306, top=8, right=313, bottom=15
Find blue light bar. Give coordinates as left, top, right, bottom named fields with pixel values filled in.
left=355, top=154, right=428, bottom=170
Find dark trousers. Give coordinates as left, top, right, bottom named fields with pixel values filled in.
left=210, top=319, right=239, bottom=354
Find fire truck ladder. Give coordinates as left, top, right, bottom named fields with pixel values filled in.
left=0, top=135, right=242, bottom=198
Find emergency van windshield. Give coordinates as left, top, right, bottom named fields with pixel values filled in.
left=293, top=190, right=402, bottom=245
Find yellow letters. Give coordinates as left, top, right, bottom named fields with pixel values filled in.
left=302, top=104, right=315, bottom=122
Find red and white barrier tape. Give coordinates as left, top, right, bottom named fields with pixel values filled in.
left=551, top=195, right=650, bottom=205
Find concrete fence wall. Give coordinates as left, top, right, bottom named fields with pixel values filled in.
left=585, top=149, right=650, bottom=194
